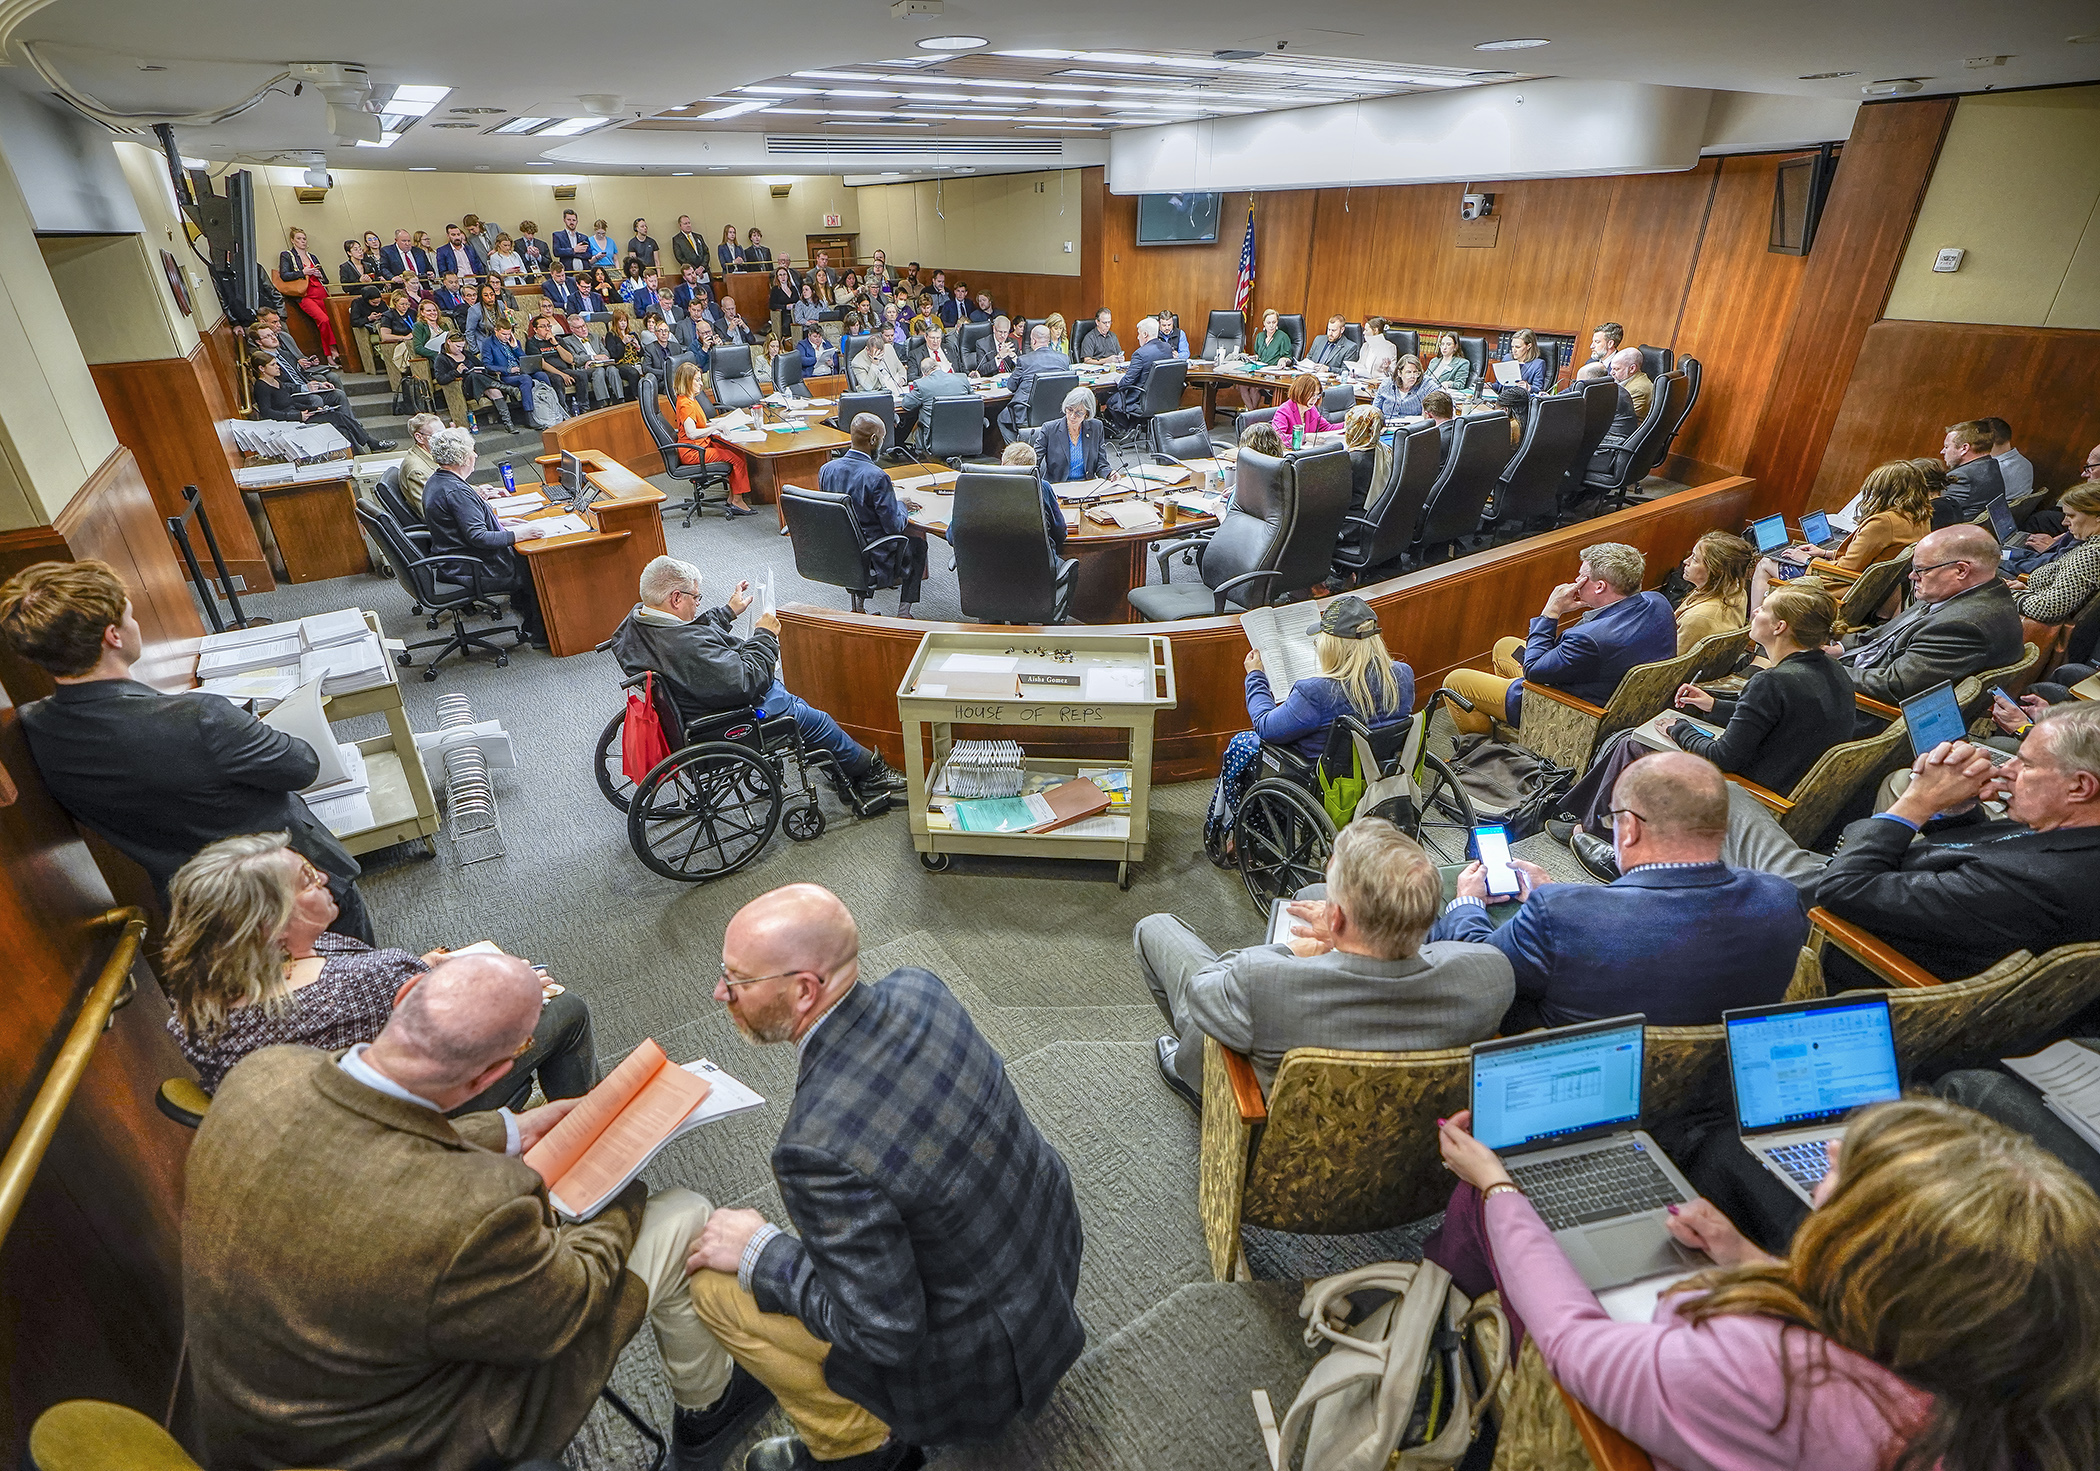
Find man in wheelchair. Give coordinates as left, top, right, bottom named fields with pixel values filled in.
left=611, top=556, right=906, bottom=809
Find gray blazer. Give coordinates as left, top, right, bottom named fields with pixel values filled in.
left=1838, top=576, right=2024, bottom=704
left=1175, top=936, right=1514, bottom=1092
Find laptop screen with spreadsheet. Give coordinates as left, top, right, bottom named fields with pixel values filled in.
left=1471, top=1018, right=1645, bottom=1152
left=1726, top=996, right=1899, bottom=1134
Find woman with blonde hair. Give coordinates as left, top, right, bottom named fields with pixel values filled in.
left=160, top=833, right=595, bottom=1109
left=1205, top=595, right=1414, bottom=863
left=1675, top=529, right=1755, bottom=654
left=1341, top=404, right=1384, bottom=512
left=1043, top=311, right=1069, bottom=357
left=1503, top=328, right=1550, bottom=392
left=1429, top=1096, right=2100, bottom=1471
left=1754, top=460, right=1937, bottom=613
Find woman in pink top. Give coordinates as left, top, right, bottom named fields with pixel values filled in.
left=1433, top=1098, right=2099, bottom=1471
left=1270, top=372, right=1337, bottom=443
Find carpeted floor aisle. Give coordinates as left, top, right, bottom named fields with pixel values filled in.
left=238, top=395, right=1601, bottom=1469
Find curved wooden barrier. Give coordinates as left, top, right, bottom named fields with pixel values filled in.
left=780, top=476, right=1754, bottom=780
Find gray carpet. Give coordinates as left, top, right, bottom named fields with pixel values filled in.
left=239, top=371, right=1603, bottom=1471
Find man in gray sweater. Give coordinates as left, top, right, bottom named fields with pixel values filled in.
left=1136, top=819, right=1515, bottom=1103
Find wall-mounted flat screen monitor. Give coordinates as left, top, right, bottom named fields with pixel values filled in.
left=1136, top=192, right=1222, bottom=246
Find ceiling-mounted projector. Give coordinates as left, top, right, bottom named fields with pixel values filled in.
left=328, top=105, right=381, bottom=144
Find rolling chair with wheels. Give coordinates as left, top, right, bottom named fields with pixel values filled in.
left=1385, top=326, right=1419, bottom=360
left=356, top=498, right=524, bottom=678
left=1200, top=309, right=1245, bottom=359
left=830, top=390, right=911, bottom=463
left=1656, top=353, right=1701, bottom=462
left=637, top=372, right=732, bottom=525
left=1319, top=381, right=1356, bottom=420
left=1582, top=370, right=1686, bottom=510
left=1457, top=335, right=1487, bottom=385
left=779, top=486, right=914, bottom=614
left=950, top=469, right=1077, bottom=624
left=1234, top=405, right=1279, bottom=439
left=1266, top=445, right=1352, bottom=602
left=1332, top=420, right=1441, bottom=584
left=1412, top=411, right=1513, bottom=563
left=373, top=464, right=428, bottom=543
left=1483, top=389, right=1587, bottom=538
left=709, top=344, right=764, bottom=409
left=838, top=332, right=870, bottom=383
left=1022, top=369, right=1081, bottom=430
left=1274, top=313, right=1307, bottom=360
left=1149, top=406, right=1213, bottom=462
left=1127, top=448, right=1296, bottom=621
left=958, top=319, right=991, bottom=365
left=1558, top=377, right=1627, bottom=509
left=921, top=395, right=990, bottom=467
left=1115, top=355, right=1187, bottom=444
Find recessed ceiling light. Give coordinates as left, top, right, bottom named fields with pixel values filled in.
left=1798, top=70, right=1860, bottom=79
left=672, top=170, right=694, bottom=176
left=492, top=116, right=553, bottom=134
left=450, top=105, right=504, bottom=114
left=916, top=35, right=988, bottom=51
left=694, top=99, right=774, bottom=120
left=1474, top=38, right=1550, bottom=50
left=526, top=160, right=553, bottom=165
left=538, top=117, right=606, bottom=136
left=409, top=166, right=436, bottom=171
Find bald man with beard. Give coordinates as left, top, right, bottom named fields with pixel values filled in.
left=688, top=884, right=1085, bottom=1471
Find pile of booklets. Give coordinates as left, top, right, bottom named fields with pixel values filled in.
left=195, top=608, right=389, bottom=708
left=224, top=418, right=349, bottom=463
left=940, top=739, right=1026, bottom=798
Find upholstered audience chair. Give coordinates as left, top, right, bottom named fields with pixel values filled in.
left=1199, top=1036, right=1469, bottom=1281
left=1725, top=721, right=1911, bottom=849
left=1519, top=629, right=1750, bottom=774
left=1973, top=943, right=2100, bottom=1059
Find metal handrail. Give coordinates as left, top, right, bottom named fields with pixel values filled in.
left=0, top=907, right=149, bottom=1243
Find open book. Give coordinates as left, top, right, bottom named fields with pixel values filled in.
left=523, top=1039, right=766, bottom=1220
left=1240, top=600, right=1332, bottom=698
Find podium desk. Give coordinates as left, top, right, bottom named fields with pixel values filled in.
left=719, top=420, right=853, bottom=509
left=250, top=474, right=369, bottom=583
left=517, top=450, right=667, bottom=656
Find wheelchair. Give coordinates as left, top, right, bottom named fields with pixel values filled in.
left=1220, top=690, right=1479, bottom=909
left=592, top=649, right=889, bottom=883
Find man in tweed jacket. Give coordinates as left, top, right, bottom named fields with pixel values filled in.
left=689, top=884, right=1085, bottom=1471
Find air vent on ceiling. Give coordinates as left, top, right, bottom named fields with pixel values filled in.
left=764, top=134, right=1064, bottom=157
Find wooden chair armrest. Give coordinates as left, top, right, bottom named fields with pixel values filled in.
left=1220, top=1044, right=1267, bottom=1122
left=1806, top=907, right=1940, bottom=989
left=1554, top=1381, right=1655, bottom=1471
left=1807, top=558, right=1859, bottom=585
left=1522, top=682, right=1606, bottom=719
left=1854, top=692, right=1901, bottom=722
left=1724, top=772, right=1793, bottom=814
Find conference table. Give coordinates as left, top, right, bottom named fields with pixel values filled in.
left=894, top=458, right=1226, bottom=625
left=731, top=383, right=1016, bottom=519
left=511, top=449, right=668, bottom=656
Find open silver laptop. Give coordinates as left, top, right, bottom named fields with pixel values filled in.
left=1725, top=995, right=1901, bottom=1206
left=1470, top=1016, right=1701, bottom=1289
left=1901, top=679, right=2012, bottom=766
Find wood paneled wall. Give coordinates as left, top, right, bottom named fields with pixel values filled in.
left=1744, top=98, right=1957, bottom=514
left=1813, top=320, right=2100, bottom=510
left=780, top=475, right=1753, bottom=782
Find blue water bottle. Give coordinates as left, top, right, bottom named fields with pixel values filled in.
left=499, top=460, right=516, bottom=495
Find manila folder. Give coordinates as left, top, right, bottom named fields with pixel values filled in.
left=523, top=1039, right=710, bottom=1220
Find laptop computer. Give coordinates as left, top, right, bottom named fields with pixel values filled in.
left=1747, top=513, right=1789, bottom=555
left=1470, top=1016, right=1701, bottom=1289
left=1797, top=509, right=1843, bottom=551
left=1724, top=994, right=1901, bottom=1205
left=1900, top=679, right=2011, bottom=765
left=1985, top=493, right=2021, bottom=548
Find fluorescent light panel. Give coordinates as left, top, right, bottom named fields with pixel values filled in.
left=492, top=116, right=551, bottom=133
left=538, top=117, right=604, bottom=136
left=695, top=99, right=774, bottom=120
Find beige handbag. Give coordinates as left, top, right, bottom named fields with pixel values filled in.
left=1270, top=1260, right=1508, bottom=1471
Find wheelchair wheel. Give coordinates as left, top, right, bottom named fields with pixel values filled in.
left=783, top=803, right=825, bottom=842
left=1234, top=777, right=1336, bottom=909
left=594, top=712, right=637, bottom=812
left=626, top=743, right=782, bottom=882
left=1392, top=751, right=1477, bottom=866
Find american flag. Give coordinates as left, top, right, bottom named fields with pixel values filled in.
left=1232, top=201, right=1256, bottom=311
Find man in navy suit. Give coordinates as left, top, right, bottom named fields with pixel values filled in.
left=1428, top=752, right=1806, bottom=1031
left=1112, top=315, right=1175, bottom=419
left=379, top=227, right=431, bottom=281
left=434, top=222, right=486, bottom=282
left=822, top=415, right=928, bottom=615
left=688, top=883, right=1084, bottom=1471
left=550, top=208, right=592, bottom=274
left=539, top=263, right=584, bottom=316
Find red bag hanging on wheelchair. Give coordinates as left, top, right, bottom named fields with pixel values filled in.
left=622, top=673, right=672, bottom=783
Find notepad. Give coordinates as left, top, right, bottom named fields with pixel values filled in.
left=942, top=653, right=1019, bottom=674
left=1084, top=667, right=1150, bottom=702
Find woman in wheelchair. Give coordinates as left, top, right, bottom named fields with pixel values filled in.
left=610, top=554, right=906, bottom=808
left=1206, top=594, right=1415, bottom=863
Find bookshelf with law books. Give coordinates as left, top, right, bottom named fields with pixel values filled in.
left=896, top=629, right=1176, bottom=890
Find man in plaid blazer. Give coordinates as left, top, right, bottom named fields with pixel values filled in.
left=690, top=884, right=1085, bottom=1471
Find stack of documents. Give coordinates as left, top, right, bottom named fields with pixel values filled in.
left=198, top=631, right=301, bottom=680
left=298, top=608, right=370, bottom=650
left=486, top=491, right=547, bottom=516
left=304, top=741, right=375, bottom=838
left=225, top=419, right=350, bottom=462
left=197, top=667, right=299, bottom=709
left=300, top=633, right=390, bottom=695
left=939, top=740, right=1026, bottom=798
left=2003, top=1042, right=2100, bottom=1151
left=527, top=512, right=593, bottom=538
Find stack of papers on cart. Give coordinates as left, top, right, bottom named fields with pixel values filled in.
left=197, top=624, right=302, bottom=679
left=298, top=608, right=371, bottom=650
left=299, top=634, right=391, bottom=695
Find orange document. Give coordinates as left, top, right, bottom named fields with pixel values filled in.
left=522, top=1039, right=711, bottom=1220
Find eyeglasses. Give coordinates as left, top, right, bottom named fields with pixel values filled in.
left=718, top=964, right=809, bottom=991
left=294, top=860, right=328, bottom=891
left=1909, top=559, right=1966, bottom=579
left=1605, top=807, right=1647, bottom=825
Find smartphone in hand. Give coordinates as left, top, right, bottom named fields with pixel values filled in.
left=1474, top=824, right=1523, bottom=900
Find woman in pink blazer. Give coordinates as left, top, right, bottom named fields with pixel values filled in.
left=1270, top=372, right=1338, bottom=444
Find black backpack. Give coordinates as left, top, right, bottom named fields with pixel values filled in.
left=1442, top=733, right=1574, bottom=841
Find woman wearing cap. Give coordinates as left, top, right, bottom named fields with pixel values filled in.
left=1205, top=594, right=1414, bottom=863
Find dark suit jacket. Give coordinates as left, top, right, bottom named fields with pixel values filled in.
left=421, top=469, right=524, bottom=591
left=1838, top=577, right=2023, bottom=704
left=186, top=1047, right=648, bottom=1471
left=1511, top=590, right=1678, bottom=722
left=1671, top=649, right=1855, bottom=795
left=968, top=333, right=1018, bottom=378
left=550, top=229, right=592, bottom=270
left=908, top=344, right=962, bottom=381
left=898, top=370, right=974, bottom=443
left=1035, top=418, right=1112, bottom=482
left=20, top=679, right=357, bottom=894
left=1007, top=347, right=1072, bottom=421
left=1815, top=812, right=2100, bottom=980
left=380, top=244, right=432, bottom=279
left=820, top=449, right=912, bottom=584
left=435, top=242, right=485, bottom=280
left=750, top=971, right=1084, bottom=1444
left=1115, top=337, right=1177, bottom=413
left=540, top=278, right=584, bottom=315
left=1939, top=453, right=2005, bottom=522
left=1428, top=863, right=1808, bottom=1029
left=718, top=243, right=748, bottom=272
left=671, top=231, right=709, bottom=271
left=1307, top=334, right=1353, bottom=370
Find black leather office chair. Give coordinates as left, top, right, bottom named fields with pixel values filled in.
left=1483, top=390, right=1586, bottom=538
left=1559, top=378, right=1626, bottom=509
left=1659, top=354, right=1701, bottom=461
left=1333, top=421, right=1441, bottom=582
left=922, top=395, right=987, bottom=466
left=1340, top=322, right=1364, bottom=351
left=1386, top=327, right=1419, bottom=360
left=374, top=464, right=427, bottom=542
left=1275, top=313, right=1307, bottom=360
left=1127, top=448, right=1296, bottom=621
left=1120, top=356, right=1188, bottom=442
left=771, top=348, right=811, bottom=399
left=958, top=320, right=991, bottom=366
left=1637, top=343, right=1675, bottom=380
left=1149, top=407, right=1212, bottom=462
left=1583, top=371, right=1685, bottom=510
left=1270, top=445, right=1352, bottom=602
left=1235, top=405, right=1279, bottom=438
left=1200, top=310, right=1245, bottom=360
left=1319, top=382, right=1356, bottom=420
left=1074, top=322, right=1115, bottom=362
left=638, top=371, right=732, bottom=525
left=832, top=391, right=902, bottom=458
left=950, top=470, right=1077, bottom=624
left=1023, top=370, right=1080, bottom=430
left=356, top=498, right=523, bottom=677
left=1414, top=412, right=1512, bottom=562
left=710, top=344, right=764, bottom=409
left=1457, top=336, right=1487, bottom=386
left=840, top=331, right=871, bottom=380
left=779, top=486, right=912, bottom=613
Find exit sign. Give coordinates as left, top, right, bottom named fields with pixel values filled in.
left=823, top=213, right=841, bottom=228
